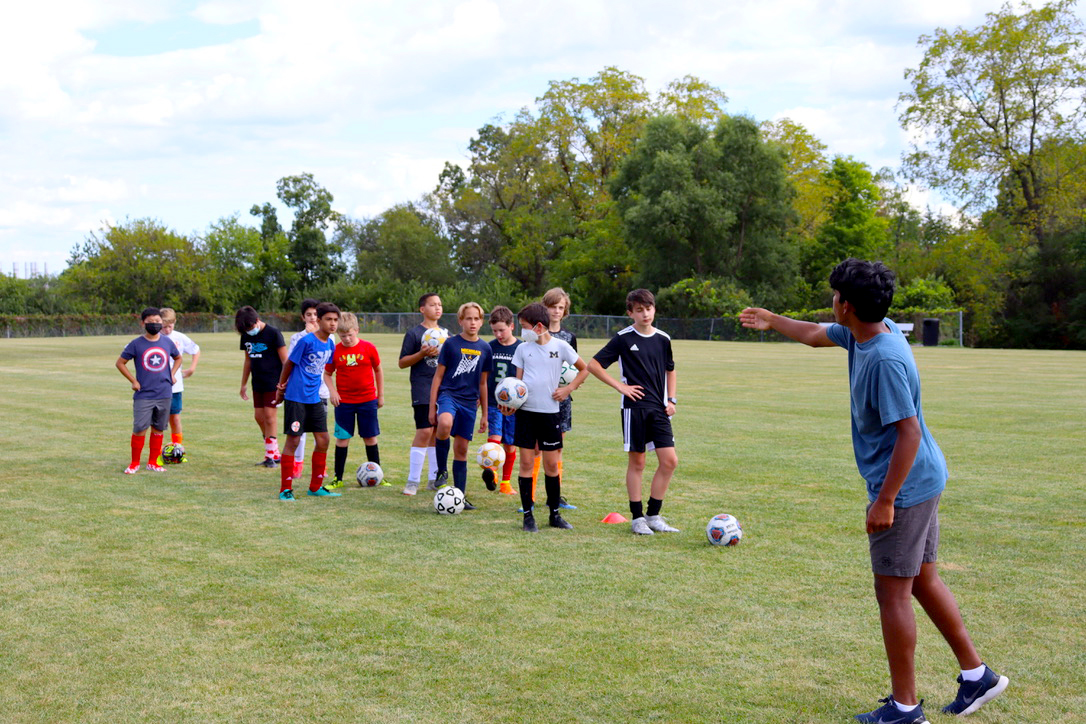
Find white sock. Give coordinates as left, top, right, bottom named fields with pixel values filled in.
left=893, top=699, right=918, bottom=713
left=408, top=447, right=425, bottom=483
left=961, top=663, right=986, bottom=681
left=426, top=446, right=437, bottom=480
left=295, top=433, right=306, bottom=463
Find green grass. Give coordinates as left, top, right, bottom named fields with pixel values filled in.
left=1, top=334, right=1083, bottom=722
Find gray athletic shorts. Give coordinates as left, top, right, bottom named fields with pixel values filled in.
left=867, top=494, right=941, bottom=577
left=133, top=398, right=170, bottom=433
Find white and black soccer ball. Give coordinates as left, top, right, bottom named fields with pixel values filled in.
left=421, top=327, right=449, bottom=351
left=476, top=441, right=506, bottom=470
left=558, top=361, right=578, bottom=387
left=494, top=377, right=529, bottom=410
left=356, top=461, right=384, bottom=487
left=434, top=486, right=465, bottom=515
left=706, top=513, right=743, bottom=546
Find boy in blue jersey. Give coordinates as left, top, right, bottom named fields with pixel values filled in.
left=484, top=306, right=522, bottom=495
left=429, top=302, right=491, bottom=510
left=740, top=258, right=1009, bottom=723
left=274, top=302, right=341, bottom=501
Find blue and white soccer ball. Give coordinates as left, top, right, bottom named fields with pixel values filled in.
left=706, top=514, right=743, bottom=546
left=434, top=486, right=466, bottom=515
left=558, top=361, right=578, bottom=387
left=356, top=461, right=384, bottom=487
left=495, top=377, right=529, bottom=410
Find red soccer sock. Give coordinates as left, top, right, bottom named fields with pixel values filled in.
left=148, top=432, right=164, bottom=465
left=130, top=434, right=145, bottom=468
left=280, top=459, right=293, bottom=493
left=171, top=432, right=183, bottom=444
left=502, top=449, right=517, bottom=482
left=309, top=451, right=328, bottom=492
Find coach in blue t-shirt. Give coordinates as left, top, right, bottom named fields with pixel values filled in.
left=739, top=259, right=1008, bottom=722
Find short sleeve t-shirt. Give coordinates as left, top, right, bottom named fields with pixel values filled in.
left=325, top=339, right=381, bottom=404
left=290, top=330, right=333, bottom=398
left=285, top=333, right=335, bottom=404
left=511, top=338, right=579, bottom=414
left=240, top=324, right=285, bottom=393
left=400, top=323, right=440, bottom=406
left=488, top=337, right=523, bottom=403
left=165, top=329, right=200, bottom=394
left=593, top=326, right=674, bottom=410
left=552, top=327, right=577, bottom=351
left=121, top=335, right=180, bottom=400
left=825, top=319, right=948, bottom=507
left=436, top=335, right=492, bottom=405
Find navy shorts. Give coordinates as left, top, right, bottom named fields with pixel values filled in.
left=170, top=392, right=183, bottom=415
left=437, top=393, right=478, bottom=441
left=487, top=406, right=516, bottom=446
left=334, top=400, right=380, bottom=440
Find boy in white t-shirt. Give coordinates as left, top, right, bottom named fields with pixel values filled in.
left=159, top=308, right=201, bottom=462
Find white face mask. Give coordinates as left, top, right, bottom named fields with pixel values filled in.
left=520, top=326, right=540, bottom=344
left=246, top=324, right=260, bottom=336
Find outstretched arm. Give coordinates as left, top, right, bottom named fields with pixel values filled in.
left=739, top=308, right=836, bottom=348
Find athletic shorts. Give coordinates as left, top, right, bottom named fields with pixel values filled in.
left=334, top=400, right=380, bottom=440
left=252, top=389, right=278, bottom=409
left=514, top=409, right=562, bottom=452
left=622, top=407, right=675, bottom=453
left=436, top=393, right=477, bottom=441
left=283, top=399, right=328, bottom=436
left=170, top=392, right=183, bottom=415
left=133, top=398, right=170, bottom=433
left=487, top=406, right=516, bottom=446
left=558, top=397, right=572, bottom=433
left=868, top=494, right=941, bottom=577
left=413, top=403, right=435, bottom=430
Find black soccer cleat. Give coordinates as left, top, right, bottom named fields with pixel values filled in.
left=549, top=512, right=573, bottom=530
left=482, top=467, right=497, bottom=491
left=523, top=511, right=538, bottom=533
left=461, top=498, right=477, bottom=511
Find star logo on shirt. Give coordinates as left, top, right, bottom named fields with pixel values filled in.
left=142, top=347, right=169, bottom=372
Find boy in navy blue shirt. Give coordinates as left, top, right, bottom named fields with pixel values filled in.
left=116, top=307, right=181, bottom=474
left=429, top=302, right=491, bottom=509
left=274, top=302, right=341, bottom=501
left=740, top=259, right=1008, bottom=723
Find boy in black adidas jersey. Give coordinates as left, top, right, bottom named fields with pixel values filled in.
left=587, top=289, right=679, bottom=536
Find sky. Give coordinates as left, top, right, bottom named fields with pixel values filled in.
left=0, top=0, right=1072, bottom=276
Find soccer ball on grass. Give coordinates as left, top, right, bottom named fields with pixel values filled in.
left=356, top=461, right=384, bottom=487
left=161, top=442, right=185, bottom=464
left=706, top=513, right=743, bottom=546
left=434, top=486, right=466, bottom=514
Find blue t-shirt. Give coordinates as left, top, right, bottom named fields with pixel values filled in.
left=826, top=319, right=947, bottom=507
left=121, top=335, right=180, bottom=400
left=437, top=335, right=492, bottom=405
left=285, top=332, right=334, bottom=404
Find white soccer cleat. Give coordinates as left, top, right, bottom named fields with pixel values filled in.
left=402, top=481, right=419, bottom=496
left=631, top=517, right=654, bottom=535
left=646, top=515, right=679, bottom=533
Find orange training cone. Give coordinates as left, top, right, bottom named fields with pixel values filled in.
left=601, top=512, right=628, bottom=524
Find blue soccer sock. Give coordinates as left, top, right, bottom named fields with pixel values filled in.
left=435, top=437, right=450, bottom=475
left=453, top=459, right=467, bottom=492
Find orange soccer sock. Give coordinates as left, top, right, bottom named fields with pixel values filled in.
left=171, top=432, right=183, bottom=444
left=557, top=459, right=563, bottom=482
left=309, top=451, right=328, bottom=492
left=130, top=434, right=145, bottom=468
left=531, top=454, right=541, bottom=502
left=148, top=432, right=164, bottom=465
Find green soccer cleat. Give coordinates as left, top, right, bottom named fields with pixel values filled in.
left=279, top=489, right=295, bottom=501
left=307, top=486, right=341, bottom=497
left=325, top=477, right=344, bottom=490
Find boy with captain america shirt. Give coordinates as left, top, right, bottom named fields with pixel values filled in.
left=428, top=302, right=491, bottom=509
left=115, top=307, right=182, bottom=474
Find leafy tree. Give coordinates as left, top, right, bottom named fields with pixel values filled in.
left=340, top=203, right=457, bottom=286
left=655, top=277, right=754, bottom=318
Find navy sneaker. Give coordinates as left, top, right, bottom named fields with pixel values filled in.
left=549, top=512, right=573, bottom=530
left=523, top=511, right=538, bottom=533
left=942, top=665, right=1009, bottom=716
left=855, top=696, right=929, bottom=724
left=557, top=496, right=577, bottom=510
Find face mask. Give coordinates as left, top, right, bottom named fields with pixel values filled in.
left=246, top=325, right=261, bottom=336
left=144, top=322, right=163, bottom=335
left=521, top=326, right=540, bottom=344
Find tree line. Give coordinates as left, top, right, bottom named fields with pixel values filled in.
left=2, top=1, right=1083, bottom=348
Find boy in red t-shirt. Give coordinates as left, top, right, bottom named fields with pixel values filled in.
left=323, top=312, right=384, bottom=486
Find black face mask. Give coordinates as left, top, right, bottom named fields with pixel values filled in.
left=144, top=323, right=163, bottom=335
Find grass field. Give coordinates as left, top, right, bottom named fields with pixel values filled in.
left=1, top=332, right=1083, bottom=723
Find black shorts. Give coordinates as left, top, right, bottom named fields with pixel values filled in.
left=283, top=399, right=328, bottom=436
left=413, top=403, right=435, bottom=430
left=558, top=397, right=572, bottom=433
left=622, top=407, right=675, bottom=453
left=514, top=410, right=563, bottom=452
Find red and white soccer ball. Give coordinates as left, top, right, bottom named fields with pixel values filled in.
left=476, top=441, right=506, bottom=470
left=356, top=461, right=384, bottom=487
left=434, top=486, right=465, bottom=514
left=706, top=513, right=743, bottom=546
left=495, top=377, right=529, bottom=410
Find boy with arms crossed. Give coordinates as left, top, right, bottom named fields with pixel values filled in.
left=506, top=302, right=589, bottom=532
left=429, top=302, right=492, bottom=510
left=740, top=258, right=1008, bottom=723
left=587, top=289, right=679, bottom=535
left=159, top=308, right=200, bottom=460
left=116, top=308, right=182, bottom=474
left=274, top=303, right=341, bottom=501
left=483, top=306, right=522, bottom=495
left=542, top=287, right=578, bottom=510
left=236, top=306, right=287, bottom=467
left=324, top=312, right=384, bottom=485
left=398, top=293, right=444, bottom=495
